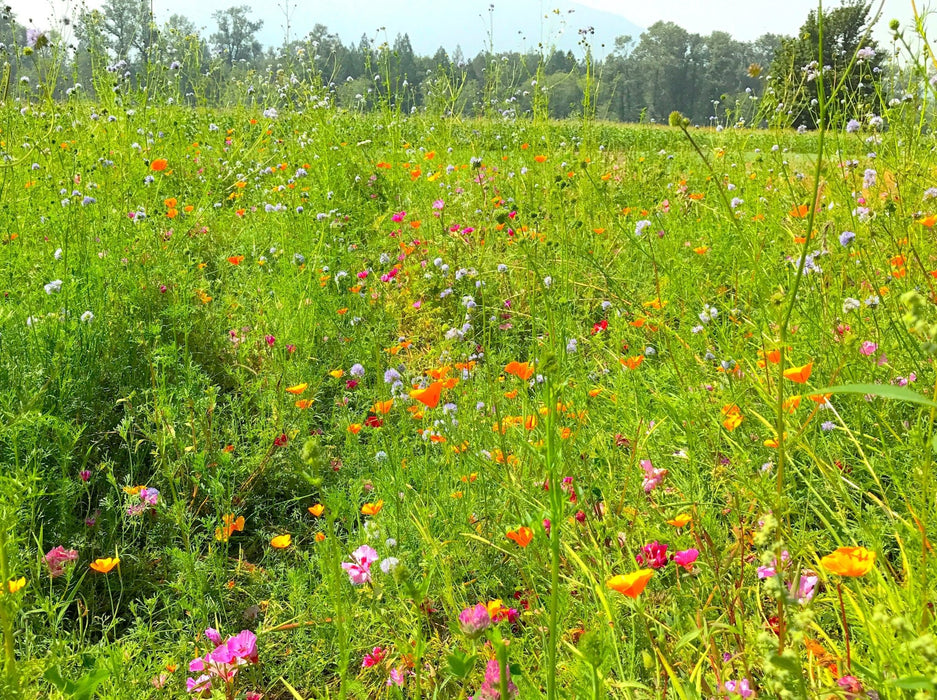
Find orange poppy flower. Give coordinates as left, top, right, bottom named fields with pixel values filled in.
left=783, top=362, right=813, bottom=383
left=409, top=381, right=443, bottom=408
left=90, top=557, right=120, bottom=574
left=295, top=399, right=313, bottom=410
left=314, top=532, right=326, bottom=542
left=215, top=514, right=245, bottom=541
left=270, top=534, right=292, bottom=549
left=347, top=423, right=362, bottom=435
left=820, top=546, right=875, bottom=577
left=667, top=514, right=692, bottom=528
left=606, top=569, right=654, bottom=598
left=789, top=204, right=809, bottom=218
left=534, top=155, right=547, bottom=163
left=371, top=399, right=394, bottom=414
left=329, top=369, right=345, bottom=378
left=504, top=361, right=535, bottom=380
left=150, top=158, right=168, bottom=172
left=361, top=500, right=384, bottom=516
left=227, top=255, right=244, bottom=265
left=917, top=214, right=937, bottom=227
left=620, top=355, right=644, bottom=370
left=308, top=504, right=325, bottom=517
left=506, top=526, right=534, bottom=547
left=286, top=383, right=308, bottom=395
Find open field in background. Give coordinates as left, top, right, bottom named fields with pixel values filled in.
left=2, top=34, right=937, bottom=697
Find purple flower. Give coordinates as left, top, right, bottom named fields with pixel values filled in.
left=846, top=119, right=861, bottom=133
left=350, top=363, right=365, bottom=377
left=723, top=679, right=753, bottom=697
left=458, top=603, right=491, bottom=638
left=139, top=487, right=159, bottom=506
left=839, top=230, right=855, bottom=247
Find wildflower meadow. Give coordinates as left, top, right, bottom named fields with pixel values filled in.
left=3, top=2, right=937, bottom=698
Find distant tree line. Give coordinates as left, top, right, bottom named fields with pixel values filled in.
left=8, top=0, right=887, bottom=128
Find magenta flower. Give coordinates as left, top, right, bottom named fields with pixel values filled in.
left=342, top=545, right=378, bottom=585
left=672, top=548, right=699, bottom=571
left=226, top=629, right=258, bottom=663
left=362, top=646, right=385, bottom=668
left=458, top=603, right=491, bottom=638
left=636, top=541, right=669, bottom=569
left=387, top=667, right=405, bottom=686
left=79, top=469, right=91, bottom=482
left=265, top=334, right=275, bottom=347
left=392, top=211, right=407, bottom=222
left=205, top=628, right=223, bottom=646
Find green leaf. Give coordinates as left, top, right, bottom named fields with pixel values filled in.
left=446, top=650, right=477, bottom=678
left=818, top=384, right=937, bottom=410
left=894, top=676, right=936, bottom=691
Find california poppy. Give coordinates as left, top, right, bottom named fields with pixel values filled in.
left=410, top=381, right=442, bottom=408
left=308, top=504, right=325, bottom=517
left=150, top=158, right=168, bottom=172
left=820, top=546, right=875, bottom=577
left=90, top=557, right=119, bottom=574
left=506, top=526, right=534, bottom=547
left=504, top=361, right=535, bottom=380
left=227, top=255, right=244, bottom=265
left=620, top=355, right=644, bottom=370
left=361, top=500, right=384, bottom=516
left=270, top=534, right=292, bottom=548
left=286, top=383, right=308, bottom=395
left=783, top=362, right=813, bottom=383
left=606, top=569, right=654, bottom=598
left=667, top=514, right=692, bottom=528
left=789, top=204, right=809, bottom=218
left=371, top=399, right=393, bottom=414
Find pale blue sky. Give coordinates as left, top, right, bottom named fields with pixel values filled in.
left=8, top=0, right=920, bottom=52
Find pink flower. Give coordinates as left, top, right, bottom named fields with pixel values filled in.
left=44, top=546, right=79, bottom=578
left=859, top=341, right=877, bottom=356
left=139, top=487, right=159, bottom=506
left=79, top=470, right=91, bottom=482
left=387, top=667, right=405, bottom=687
left=265, top=334, right=275, bottom=347
left=205, top=628, right=223, bottom=645
left=640, top=459, right=667, bottom=493
left=723, top=679, right=753, bottom=697
left=392, top=211, right=406, bottom=222
left=186, top=674, right=213, bottom=695
left=792, top=571, right=818, bottom=604
left=342, top=545, right=379, bottom=585
left=362, top=646, right=385, bottom=668
left=672, top=548, right=699, bottom=571
left=636, top=541, right=669, bottom=569
left=226, top=629, right=258, bottom=663
left=458, top=603, right=491, bottom=638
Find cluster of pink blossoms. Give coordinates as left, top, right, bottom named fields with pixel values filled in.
left=44, top=546, right=79, bottom=578
left=186, top=628, right=259, bottom=696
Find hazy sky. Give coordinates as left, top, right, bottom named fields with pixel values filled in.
left=5, top=0, right=920, bottom=46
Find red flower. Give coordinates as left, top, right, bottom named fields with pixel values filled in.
left=273, top=433, right=288, bottom=447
